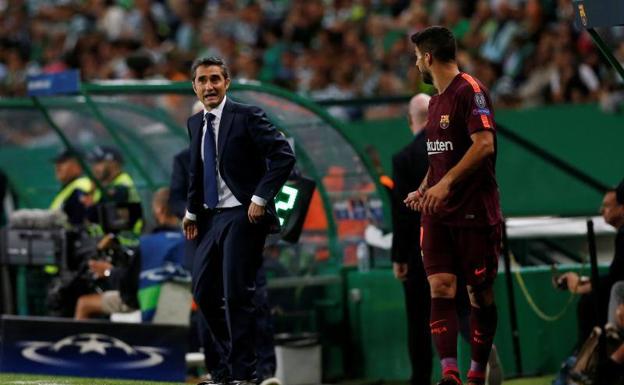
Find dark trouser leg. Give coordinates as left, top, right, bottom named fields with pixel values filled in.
left=222, top=209, right=267, bottom=380
left=254, top=265, right=277, bottom=379
left=403, top=259, right=432, bottom=385
left=577, top=293, right=597, bottom=350
left=197, top=310, right=229, bottom=379
left=192, top=214, right=231, bottom=381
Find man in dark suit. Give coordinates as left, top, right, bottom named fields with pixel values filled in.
left=391, top=93, right=433, bottom=385
left=169, top=141, right=278, bottom=385
left=182, top=57, right=295, bottom=385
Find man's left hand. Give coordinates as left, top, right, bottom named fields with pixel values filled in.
left=248, top=202, right=266, bottom=223
left=393, top=262, right=409, bottom=281
left=421, top=179, right=451, bottom=215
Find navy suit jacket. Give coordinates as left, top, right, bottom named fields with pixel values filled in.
left=390, top=132, right=428, bottom=264
left=186, top=98, right=296, bottom=232
left=169, top=148, right=190, bottom=219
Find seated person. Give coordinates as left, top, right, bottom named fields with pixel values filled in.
left=571, top=280, right=624, bottom=385
left=591, top=280, right=624, bottom=384
left=74, top=187, right=186, bottom=320
left=556, top=179, right=624, bottom=344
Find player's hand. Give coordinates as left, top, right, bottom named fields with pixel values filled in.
left=248, top=202, right=266, bottom=224
left=404, top=189, right=424, bottom=211
left=183, top=217, right=198, bottom=240
left=393, top=262, right=409, bottom=281
left=421, top=180, right=450, bottom=215
left=557, top=272, right=591, bottom=294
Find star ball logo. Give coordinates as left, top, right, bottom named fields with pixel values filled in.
left=19, top=333, right=168, bottom=369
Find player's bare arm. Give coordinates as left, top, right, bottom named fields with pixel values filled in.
left=404, top=167, right=430, bottom=211
left=421, top=130, right=495, bottom=215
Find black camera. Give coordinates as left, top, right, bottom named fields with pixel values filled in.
left=96, top=202, right=143, bottom=233
left=1, top=210, right=68, bottom=267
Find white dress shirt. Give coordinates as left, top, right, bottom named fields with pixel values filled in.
left=185, top=95, right=267, bottom=221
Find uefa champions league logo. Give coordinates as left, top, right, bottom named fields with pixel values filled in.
left=19, top=333, right=167, bottom=369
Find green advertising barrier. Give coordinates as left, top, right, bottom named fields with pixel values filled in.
left=345, top=264, right=605, bottom=381
left=343, top=104, right=624, bottom=217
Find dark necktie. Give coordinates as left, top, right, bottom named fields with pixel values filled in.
left=203, top=112, right=218, bottom=208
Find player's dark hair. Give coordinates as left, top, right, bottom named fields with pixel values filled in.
left=191, top=57, right=230, bottom=81
left=410, top=26, right=456, bottom=63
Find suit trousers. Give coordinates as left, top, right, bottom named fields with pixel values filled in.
left=198, top=264, right=277, bottom=381
left=403, top=257, right=433, bottom=385
left=192, top=206, right=267, bottom=381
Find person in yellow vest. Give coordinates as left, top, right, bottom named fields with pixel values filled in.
left=82, top=145, right=143, bottom=235
left=49, top=149, right=92, bottom=225
left=85, top=145, right=140, bottom=205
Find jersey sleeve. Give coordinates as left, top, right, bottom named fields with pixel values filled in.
left=460, top=73, right=495, bottom=135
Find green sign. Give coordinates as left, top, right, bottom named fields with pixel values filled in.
left=273, top=176, right=315, bottom=243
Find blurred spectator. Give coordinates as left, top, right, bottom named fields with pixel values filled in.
left=74, top=187, right=187, bottom=321
left=1, top=0, right=623, bottom=115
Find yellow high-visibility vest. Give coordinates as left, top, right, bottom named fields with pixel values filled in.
left=49, top=176, right=93, bottom=210
left=92, top=172, right=143, bottom=234
left=93, top=172, right=140, bottom=203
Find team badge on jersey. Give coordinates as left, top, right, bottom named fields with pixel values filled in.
left=439, top=114, right=450, bottom=129
left=474, top=92, right=487, bottom=108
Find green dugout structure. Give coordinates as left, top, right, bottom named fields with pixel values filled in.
left=0, top=80, right=388, bottom=380
left=1, top=80, right=623, bottom=381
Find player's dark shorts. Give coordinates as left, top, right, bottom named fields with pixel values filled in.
left=421, top=221, right=502, bottom=288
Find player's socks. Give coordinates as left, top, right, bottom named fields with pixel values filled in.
left=442, top=359, right=460, bottom=378
left=431, top=297, right=459, bottom=372
left=466, top=362, right=486, bottom=385
left=468, top=303, right=497, bottom=384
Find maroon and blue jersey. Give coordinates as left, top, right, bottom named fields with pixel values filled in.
left=423, top=72, right=503, bottom=227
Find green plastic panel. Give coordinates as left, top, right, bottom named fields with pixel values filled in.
left=344, top=265, right=605, bottom=381
left=342, top=104, right=624, bottom=217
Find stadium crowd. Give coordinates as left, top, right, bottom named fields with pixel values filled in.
left=1, top=0, right=623, bottom=110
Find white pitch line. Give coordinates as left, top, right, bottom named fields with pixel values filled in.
left=6, top=381, right=70, bottom=385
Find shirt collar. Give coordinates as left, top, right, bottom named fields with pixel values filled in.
left=203, top=95, right=227, bottom=120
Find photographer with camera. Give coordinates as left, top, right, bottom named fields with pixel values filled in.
left=83, top=146, right=140, bottom=206
left=555, top=179, right=624, bottom=346
left=74, top=187, right=186, bottom=320
left=81, top=145, right=143, bottom=235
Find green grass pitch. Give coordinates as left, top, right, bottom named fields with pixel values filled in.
left=0, top=373, right=184, bottom=385
left=0, top=373, right=554, bottom=385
